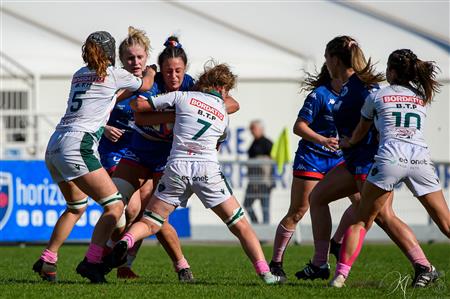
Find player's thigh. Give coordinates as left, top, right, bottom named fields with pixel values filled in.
left=310, top=163, right=358, bottom=206
left=211, top=195, right=243, bottom=221
left=288, top=177, right=318, bottom=215
left=58, top=180, right=87, bottom=203
left=113, top=157, right=150, bottom=190
left=357, top=181, right=392, bottom=228
left=417, top=190, right=450, bottom=233
left=72, top=167, right=118, bottom=200
left=144, top=194, right=176, bottom=220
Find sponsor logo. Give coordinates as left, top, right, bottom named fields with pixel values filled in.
left=370, top=167, right=379, bottom=176
left=328, top=98, right=336, bottom=105
left=181, top=175, right=209, bottom=183
left=71, top=74, right=105, bottom=84
left=0, top=172, right=13, bottom=230
left=398, top=157, right=428, bottom=165
left=190, top=98, right=224, bottom=120
left=74, top=164, right=81, bottom=170
left=158, top=183, right=166, bottom=192
left=383, top=95, right=424, bottom=106
left=340, top=86, right=348, bottom=97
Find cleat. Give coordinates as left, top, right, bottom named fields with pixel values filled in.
left=177, top=268, right=195, bottom=283
left=117, top=267, right=139, bottom=279
left=329, top=274, right=346, bottom=288
left=103, top=240, right=128, bottom=269
left=259, top=271, right=286, bottom=285
left=76, top=258, right=107, bottom=283
left=412, top=264, right=439, bottom=288
left=269, top=261, right=287, bottom=279
left=295, top=261, right=330, bottom=280
left=32, top=259, right=57, bottom=282
left=329, top=239, right=341, bottom=262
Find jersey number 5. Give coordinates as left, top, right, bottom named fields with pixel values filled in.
left=192, top=118, right=212, bottom=140
left=69, top=91, right=87, bottom=112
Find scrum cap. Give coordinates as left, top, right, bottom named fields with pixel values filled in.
left=87, top=31, right=116, bottom=65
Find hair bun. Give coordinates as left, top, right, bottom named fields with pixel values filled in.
left=164, top=37, right=182, bottom=49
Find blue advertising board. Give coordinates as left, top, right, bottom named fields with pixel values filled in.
left=0, top=161, right=190, bottom=242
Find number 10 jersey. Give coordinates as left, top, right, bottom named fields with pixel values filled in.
left=361, top=85, right=428, bottom=147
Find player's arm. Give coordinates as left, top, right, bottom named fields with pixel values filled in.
left=224, top=95, right=240, bottom=114
left=293, top=118, right=339, bottom=152
left=340, top=117, right=373, bottom=149
left=116, top=65, right=157, bottom=103
left=130, top=95, right=153, bottom=112
left=134, top=111, right=175, bottom=126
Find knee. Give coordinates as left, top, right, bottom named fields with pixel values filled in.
left=66, top=197, right=88, bottom=217
left=126, top=202, right=141, bottom=222
left=287, top=207, right=308, bottom=224
left=142, top=210, right=164, bottom=234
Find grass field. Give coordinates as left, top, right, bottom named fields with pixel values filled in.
left=0, top=243, right=448, bottom=298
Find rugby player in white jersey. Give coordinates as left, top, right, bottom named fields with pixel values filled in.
left=104, top=63, right=285, bottom=284
left=331, top=49, right=450, bottom=288
left=33, top=31, right=155, bottom=283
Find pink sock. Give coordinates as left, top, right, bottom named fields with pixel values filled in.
left=121, top=232, right=135, bottom=249
left=41, top=249, right=57, bottom=264
left=312, top=240, right=330, bottom=266
left=85, top=243, right=104, bottom=264
left=253, top=260, right=270, bottom=275
left=340, top=226, right=367, bottom=266
left=332, top=205, right=355, bottom=244
left=272, top=224, right=295, bottom=263
left=406, top=245, right=430, bottom=268
left=335, top=262, right=352, bottom=278
left=173, top=256, right=190, bottom=272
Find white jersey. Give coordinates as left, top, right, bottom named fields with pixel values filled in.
left=56, top=66, right=142, bottom=134
left=149, top=91, right=229, bottom=162
left=361, top=85, right=427, bottom=147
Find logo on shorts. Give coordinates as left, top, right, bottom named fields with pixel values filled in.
left=74, top=164, right=81, bottom=170
left=370, top=167, right=379, bottom=176
left=0, top=172, right=14, bottom=230
left=220, top=189, right=225, bottom=195
left=158, top=183, right=166, bottom=192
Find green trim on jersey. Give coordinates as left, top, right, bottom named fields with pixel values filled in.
left=80, top=133, right=102, bottom=172
left=221, top=172, right=233, bottom=195
left=205, top=89, right=223, bottom=100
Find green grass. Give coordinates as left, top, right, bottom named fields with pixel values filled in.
left=0, top=243, right=448, bottom=298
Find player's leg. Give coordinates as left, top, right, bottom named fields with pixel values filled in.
left=33, top=180, right=88, bottom=282
left=418, top=190, right=450, bottom=238
left=211, top=195, right=284, bottom=284
left=104, top=194, right=176, bottom=269
left=270, top=177, right=318, bottom=277
left=297, top=164, right=357, bottom=280
left=330, top=181, right=391, bottom=287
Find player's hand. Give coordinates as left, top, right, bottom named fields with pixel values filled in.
left=104, top=125, right=124, bottom=142
left=320, top=137, right=339, bottom=151
left=339, top=136, right=353, bottom=149
left=144, top=64, right=157, bottom=76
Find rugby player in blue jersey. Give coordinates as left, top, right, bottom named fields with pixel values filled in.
left=297, top=36, right=433, bottom=284
left=269, top=64, right=358, bottom=279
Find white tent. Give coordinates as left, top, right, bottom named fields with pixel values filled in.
left=1, top=0, right=449, bottom=161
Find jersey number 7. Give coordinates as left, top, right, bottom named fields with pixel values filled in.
left=192, top=118, right=212, bottom=140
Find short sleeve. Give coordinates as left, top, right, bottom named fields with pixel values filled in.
left=150, top=91, right=180, bottom=110
left=113, top=68, right=143, bottom=91
left=361, top=93, right=376, bottom=120
left=298, top=91, right=322, bottom=124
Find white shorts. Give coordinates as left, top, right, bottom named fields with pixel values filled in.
left=367, top=141, right=441, bottom=197
left=154, top=160, right=233, bottom=209
left=45, top=131, right=102, bottom=183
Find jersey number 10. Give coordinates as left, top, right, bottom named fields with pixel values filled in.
left=392, top=112, right=421, bottom=130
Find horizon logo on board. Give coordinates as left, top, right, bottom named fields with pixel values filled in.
left=0, top=172, right=13, bottom=230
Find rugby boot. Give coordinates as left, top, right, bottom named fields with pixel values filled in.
left=32, top=259, right=57, bottom=282
left=295, top=261, right=330, bottom=280
left=412, top=264, right=439, bottom=288
left=269, top=261, right=287, bottom=280
left=76, top=258, right=107, bottom=283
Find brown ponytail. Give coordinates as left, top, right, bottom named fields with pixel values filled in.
left=82, top=40, right=109, bottom=78
left=388, top=49, right=441, bottom=104
left=302, top=63, right=331, bottom=92
left=326, top=36, right=384, bottom=87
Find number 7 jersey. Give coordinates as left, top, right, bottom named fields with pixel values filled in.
left=56, top=66, right=142, bottom=133
left=361, top=85, right=427, bottom=147
left=148, top=90, right=229, bottom=162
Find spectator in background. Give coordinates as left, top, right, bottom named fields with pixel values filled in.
left=243, top=120, right=274, bottom=224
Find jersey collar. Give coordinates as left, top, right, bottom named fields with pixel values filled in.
left=205, top=89, right=223, bottom=100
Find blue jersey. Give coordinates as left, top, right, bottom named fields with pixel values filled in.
left=332, top=74, right=379, bottom=178
left=98, top=96, right=134, bottom=172
left=131, top=73, right=195, bottom=149
left=297, top=85, right=341, bottom=158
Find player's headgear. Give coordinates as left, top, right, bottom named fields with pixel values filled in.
left=86, top=31, right=116, bottom=65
